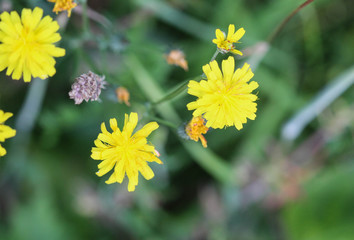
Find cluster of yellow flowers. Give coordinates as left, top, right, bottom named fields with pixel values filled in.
left=0, top=1, right=258, bottom=192
left=185, top=24, right=258, bottom=146
left=91, top=24, right=258, bottom=191
left=0, top=1, right=76, bottom=156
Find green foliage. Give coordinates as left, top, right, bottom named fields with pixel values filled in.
left=283, top=165, right=354, bottom=240
left=0, top=0, right=353, bottom=239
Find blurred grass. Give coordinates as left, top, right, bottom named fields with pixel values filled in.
left=0, top=0, right=353, bottom=239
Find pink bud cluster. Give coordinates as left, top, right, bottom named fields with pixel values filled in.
left=69, top=71, right=107, bottom=104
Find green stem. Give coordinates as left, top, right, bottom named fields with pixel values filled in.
left=153, top=75, right=202, bottom=106
left=148, top=116, right=178, bottom=129
left=81, top=0, right=90, bottom=36
left=153, top=49, right=217, bottom=106
left=210, top=49, right=219, bottom=62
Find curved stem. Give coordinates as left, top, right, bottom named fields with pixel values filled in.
left=152, top=75, right=202, bottom=106
left=267, top=0, right=314, bottom=43
left=148, top=116, right=178, bottom=129
left=152, top=50, right=217, bottom=106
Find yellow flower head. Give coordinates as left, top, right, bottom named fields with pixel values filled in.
left=187, top=56, right=258, bottom=130
left=185, top=116, right=209, bottom=148
left=91, top=112, right=162, bottom=192
left=212, top=24, right=245, bottom=55
left=48, top=0, right=77, bottom=17
left=0, top=110, right=16, bottom=157
left=0, top=7, right=65, bottom=82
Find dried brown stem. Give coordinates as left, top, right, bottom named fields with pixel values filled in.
left=267, top=0, right=314, bottom=43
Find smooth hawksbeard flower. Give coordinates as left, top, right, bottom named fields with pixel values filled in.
left=69, top=71, right=107, bottom=104
left=187, top=56, right=258, bottom=130
left=48, top=0, right=77, bottom=17
left=0, top=7, right=65, bottom=82
left=0, top=110, right=16, bottom=157
left=185, top=116, right=209, bottom=148
left=212, top=24, right=245, bottom=55
left=91, top=112, right=162, bottom=192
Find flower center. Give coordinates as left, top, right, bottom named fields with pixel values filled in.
left=23, top=26, right=35, bottom=41
left=18, top=26, right=37, bottom=54
left=224, top=40, right=234, bottom=51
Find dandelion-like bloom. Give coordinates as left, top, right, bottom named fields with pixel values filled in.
left=91, top=112, right=162, bottom=192
left=212, top=24, right=245, bottom=55
left=48, top=0, right=77, bottom=17
left=185, top=116, right=209, bottom=148
left=165, top=49, right=188, bottom=71
left=116, top=87, right=131, bottom=106
left=187, top=56, right=258, bottom=130
left=69, top=71, right=107, bottom=104
left=0, top=110, right=16, bottom=157
left=0, top=7, right=66, bottom=82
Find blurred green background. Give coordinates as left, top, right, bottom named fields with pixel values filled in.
left=0, top=0, right=353, bottom=239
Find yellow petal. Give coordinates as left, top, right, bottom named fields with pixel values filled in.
left=229, top=27, right=245, bottom=42
left=215, top=29, right=225, bottom=40
left=230, top=48, right=243, bottom=56
left=227, top=24, right=235, bottom=40
left=0, top=144, right=6, bottom=156
left=139, top=163, right=154, bottom=180
left=133, top=122, right=158, bottom=138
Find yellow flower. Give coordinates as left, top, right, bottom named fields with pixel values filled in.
left=91, top=112, right=162, bottom=192
left=187, top=56, right=258, bottom=130
left=185, top=116, right=209, bottom=148
left=212, top=24, right=245, bottom=55
left=0, top=7, right=65, bottom=82
left=48, top=0, right=77, bottom=17
left=0, top=110, right=16, bottom=157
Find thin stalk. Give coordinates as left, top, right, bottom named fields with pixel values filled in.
left=81, top=0, right=90, bottom=35
left=210, top=49, right=219, bottom=62
left=148, top=116, right=178, bottom=129
left=247, top=0, right=315, bottom=70
left=267, top=0, right=314, bottom=43
left=153, top=75, right=202, bottom=106
left=152, top=49, right=217, bottom=106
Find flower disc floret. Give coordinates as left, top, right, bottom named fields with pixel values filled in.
left=0, top=7, right=65, bottom=82
left=185, top=116, right=209, bottom=148
left=187, top=56, right=258, bottom=130
left=212, top=24, right=245, bottom=55
left=91, top=112, right=162, bottom=192
left=0, top=110, right=16, bottom=157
